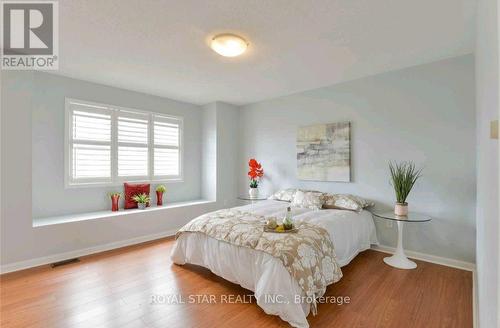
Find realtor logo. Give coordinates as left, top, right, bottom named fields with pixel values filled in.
left=1, top=1, right=58, bottom=70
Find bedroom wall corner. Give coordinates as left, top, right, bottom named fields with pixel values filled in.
left=202, top=103, right=217, bottom=202
left=215, top=102, right=241, bottom=208
left=237, top=55, right=476, bottom=265
left=201, top=101, right=241, bottom=209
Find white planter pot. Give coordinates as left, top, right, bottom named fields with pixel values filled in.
left=248, top=187, right=259, bottom=199
left=394, top=202, right=408, bottom=216
left=138, top=203, right=147, bottom=210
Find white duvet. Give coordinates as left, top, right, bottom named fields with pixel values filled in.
left=171, top=200, right=378, bottom=328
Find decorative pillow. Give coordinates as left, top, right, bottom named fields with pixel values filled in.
left=268, top=188, right=297, bottom=202
left=322, top=194, right=372, bottom=212
left=291, top=190, right=325, bottom=210
left=124, top=183, right=150, bottom=209
left=350, top=195, right=375, bottom=208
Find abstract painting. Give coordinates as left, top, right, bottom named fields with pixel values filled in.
left=297, top=122, right=351, bottom=182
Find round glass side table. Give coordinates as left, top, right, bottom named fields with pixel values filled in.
left=237, top=196, right=268, bottom=204
left=372, top=212, right=431, bottom=269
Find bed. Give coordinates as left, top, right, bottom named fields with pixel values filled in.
left=171, top=199, right=378, bottom=328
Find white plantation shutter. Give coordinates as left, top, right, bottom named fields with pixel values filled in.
left=118, top=146, right=148, bottom=176
left=153, top=115, right=181, bottom=178
left=117, top=112, right=149, bottom=178
left=154, top=148, right=179, bottom=176
left=67, top=101, right=112, bottom=184
left=72, top=144, right=111, bottom=178
left=66, top=98, right=183, bottom=187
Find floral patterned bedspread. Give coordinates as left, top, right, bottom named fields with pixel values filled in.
left=176, top=209, right=343, bottom=314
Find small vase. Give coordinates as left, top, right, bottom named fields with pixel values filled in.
left=394, top=202, right=408, bottom=216
left=249, top=187, right=259, bottom=199
left=156, top=191, right=163, bottom=206
left=138, top=203, right=146, bottom=210
left=111, top=195, right=120, bottom=212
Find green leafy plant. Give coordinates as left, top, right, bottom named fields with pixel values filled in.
left=108, top=192, right=122, bottom=198
left=156, top=185, right=166, bottom=193
left=249, top=179, right=258, bottom=188
left=131, top=193, right=150, bottom=204
left=389, top=161, right=422, bottom=204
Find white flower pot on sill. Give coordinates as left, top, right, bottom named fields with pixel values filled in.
left=138, top=203, right=147, bottom=210
left=249, top=187, right=259, bottom=199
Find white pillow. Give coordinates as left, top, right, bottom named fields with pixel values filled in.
left=350, top=195, right=375, bottom=208
left=291, top=190, right=325, bottom=210
left=268, top=188, right=297, bottom=202
left=322, top=194, right=373, bottom=212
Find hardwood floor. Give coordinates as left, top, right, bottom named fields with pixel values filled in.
left=0, top=238, right=473, bottom=328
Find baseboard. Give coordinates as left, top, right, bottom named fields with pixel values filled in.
left=0, top=229, right=178, bottom=274
left=371, top=245, right=476, bottom=271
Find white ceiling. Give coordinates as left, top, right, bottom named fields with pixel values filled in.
left=56, top=0, right=477, bottom=105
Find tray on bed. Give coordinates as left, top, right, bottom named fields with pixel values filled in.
left=263, top=226, right=299, bottom=233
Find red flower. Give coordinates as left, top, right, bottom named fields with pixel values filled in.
left=248, top=158, right=261, bottom=169
left=248, top=159, right=264, bottom=180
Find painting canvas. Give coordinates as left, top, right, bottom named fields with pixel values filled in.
left=297, top=122, right=351, bottom=182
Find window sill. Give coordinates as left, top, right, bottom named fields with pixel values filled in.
left=33, top=199, right=215, bottom=228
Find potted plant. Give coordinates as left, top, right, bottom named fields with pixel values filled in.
left=248, top=158, right=264, bottom=198
left=389, top=161, right=422, bottom=216
left=108, top=192, right=121, bottom=212
left=132, top=193, right=150, bottom=210
left=156, top=185, right=166, bottom=206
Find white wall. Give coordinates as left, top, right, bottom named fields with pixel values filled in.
left=201, top=101, right=240, bottom=208
left=1, top=71, right=34, bottom=266
left=31, top=72, right=203, bottom=218
left=215, top=102, right=240, bottom=207
left=238, top=55, right=476, bottom=263
left=201, top=103, right=217, bottom=201
left=475, top=0, right=500, bottom=326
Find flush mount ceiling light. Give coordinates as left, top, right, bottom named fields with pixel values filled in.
left=210, top=34, right=248, bottom=57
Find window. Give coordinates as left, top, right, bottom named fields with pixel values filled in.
left=66, top=98, right=183, bottom=187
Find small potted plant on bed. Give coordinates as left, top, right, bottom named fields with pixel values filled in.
left=248, top=158, right=264, bottom=198
left=108, top=192, right=121, bottom=212
left=132, top=193, right=150, bottom=210
left=156, top=185, right=166, bottom=206
left=389, top=161, right=422, bottom=216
